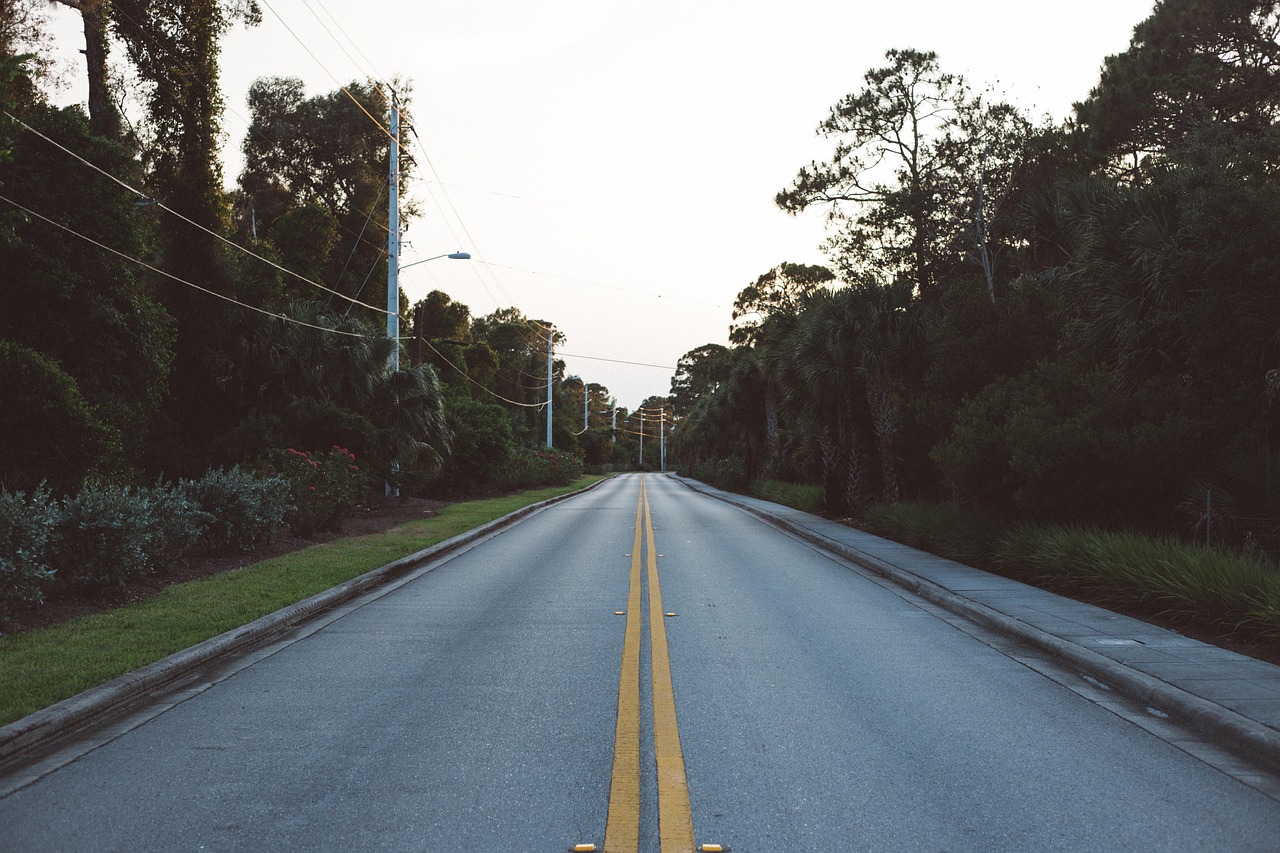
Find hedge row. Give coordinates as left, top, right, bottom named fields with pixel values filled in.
left=0, top=449, right=371, bottom=620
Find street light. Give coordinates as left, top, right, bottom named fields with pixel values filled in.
left=399, top=251, right=471, bottom=271
left=384, top=249, right=470, bottom=497
left=389, top=251, right=471, bottom=372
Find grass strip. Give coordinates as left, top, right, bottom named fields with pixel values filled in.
left=863, top=500, right=1280, bottom=643
left=750, top=479, right=826, bottom=514
left=0, top=477, right=606, bottom=727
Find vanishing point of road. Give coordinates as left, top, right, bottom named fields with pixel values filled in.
left=2, top=473, right=1278, bottom=851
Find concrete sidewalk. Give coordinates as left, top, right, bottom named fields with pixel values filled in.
left=673, top=475, right=1280, bottom=782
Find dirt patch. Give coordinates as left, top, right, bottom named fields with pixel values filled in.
left=2, top=496, right=447, bottom=637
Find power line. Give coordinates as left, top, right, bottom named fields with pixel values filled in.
left=421, top=339, right=546, bottom=409
left=298, top=0, right=386, bottom=93
left=311, top=0, right=390, bottom=86
left=256, top=0, right=393, bottom=140
left=0, top=192, right=375, bottom=339
left=4, top=110, right=392, bottom=316
left=559, top=352, right=677, bottom=371
left=96, top=3, right=392, bottom=255
left=405, top=124, right=524, bottom=327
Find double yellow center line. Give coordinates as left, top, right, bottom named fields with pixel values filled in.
left=603, top=475, right=696, bottom=852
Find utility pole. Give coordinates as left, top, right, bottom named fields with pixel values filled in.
left=583, top=384, right=589, bottom=433
left=660, top=409, right=665, bottom=473
left=387, top=91, right=400, bottom=373
left=385, top=91, right=400, bottom=496
left=638, top=411, right=644, bottom=468
left=546, top=334, right=553, bottom=448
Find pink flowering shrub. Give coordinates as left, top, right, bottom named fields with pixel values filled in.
left=268, top=447, right=369, bottom=537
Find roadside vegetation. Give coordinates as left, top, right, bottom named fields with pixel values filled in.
left=0, top=477, right=605, bottom=727
left=670, top=0, right=1280, bottom=657
left=0, top=4, right=661, bottom=634
left=698, top=472, right=1280, bottom=657
left=863, top=502, right=1280, bottom=645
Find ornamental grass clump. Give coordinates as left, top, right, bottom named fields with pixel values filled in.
left=862, top=501, right=1002, bottom=567
left=994, top=525, right=1280, bottom=638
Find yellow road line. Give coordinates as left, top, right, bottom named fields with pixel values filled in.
left=602, top=479, right=644, bottom=851
left=644, top=477, right=697, bottom=851
left=603, top=475, right=697, bottom=852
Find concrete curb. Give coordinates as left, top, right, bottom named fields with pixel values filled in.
left=672, top=475, right=1280, bottom=776
left=0, top=479, right=609, bottom=767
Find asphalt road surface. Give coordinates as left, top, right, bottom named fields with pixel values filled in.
left=2, top=473, right=1279, bottom=851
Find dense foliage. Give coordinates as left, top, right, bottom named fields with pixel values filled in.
left=673, top=2, right=1280, bottom=558
left=0, top=3, right=647, bottom=617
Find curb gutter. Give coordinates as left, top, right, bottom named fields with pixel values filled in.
left=0, top=478, right=609, bottom=768
left=674, top=475, right=1280, bottom=777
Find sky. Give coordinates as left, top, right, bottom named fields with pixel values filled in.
left=42, top=0, right=1158, bottom=411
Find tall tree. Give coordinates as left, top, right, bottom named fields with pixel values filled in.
left=778, top=49, right=1034, bottom=301
left=237, top=75, right=413, bottom=320
left=669, top=343, right=731, bottom=417
left=731, top=262, right=834, bottom=466
left=1075, top=0, right=1280, bottom=169
left=776, top=49, right=967, bottom=293
left=0, top=101, right=173, bottom=471
left=110, top=0, right=262, bottom=470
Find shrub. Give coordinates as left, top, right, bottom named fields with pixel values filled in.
left=269, top=447, right=369, bottom=537
left=51, top=481, right=158, bottom=587
left=0, top=341, right=117, bottom=495
left=427, top=397, right=514, bottom=497
left=189, top=467, right=292, bottom=554
left=0, top=485, right=59, bottom=618
left=715, top=457, right=748, bottom=492
left=148, top=479, right=213, bottom=564
left=692, top=460, right=715, bottom=484
left=502, top=447, right=584, bottom=491
left=933, top=362, right=1201, bottom=526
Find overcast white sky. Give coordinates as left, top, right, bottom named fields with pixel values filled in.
left=44, top=0, right=1157, bottom=410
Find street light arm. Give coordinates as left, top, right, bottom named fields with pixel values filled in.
left=400, top=251, right=471, bottom=271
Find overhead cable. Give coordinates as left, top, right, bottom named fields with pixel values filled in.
left=559, top=351, right=677, bottom=371
left=0, top=193, right=374, bottom=339
left=4, top=111, right=392, bottom=316
left=257, top=0, right=394, bottom=142
left=422, top=339, right=547, bottom=408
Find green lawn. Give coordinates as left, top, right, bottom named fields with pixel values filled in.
left=0, top=477, right=607, bottom=727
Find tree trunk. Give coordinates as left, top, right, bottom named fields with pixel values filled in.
left=975, top=150, right=996, bottom=304
left=865, top=375, right=901, bottom=504
left=54, top=0, right=119, bottom=138
left=819, top=431, right=843, bottom=514
left=844, top=430, right=868, bottom=517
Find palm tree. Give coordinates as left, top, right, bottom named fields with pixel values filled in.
left=845, top=280, right=918, bottom=505
left=781, top=290, right=871, bottom=515
left=782, top=281, right=918, bottom=512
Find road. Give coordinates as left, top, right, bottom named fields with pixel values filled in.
left=2, top=473, right=1278, bottom=851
